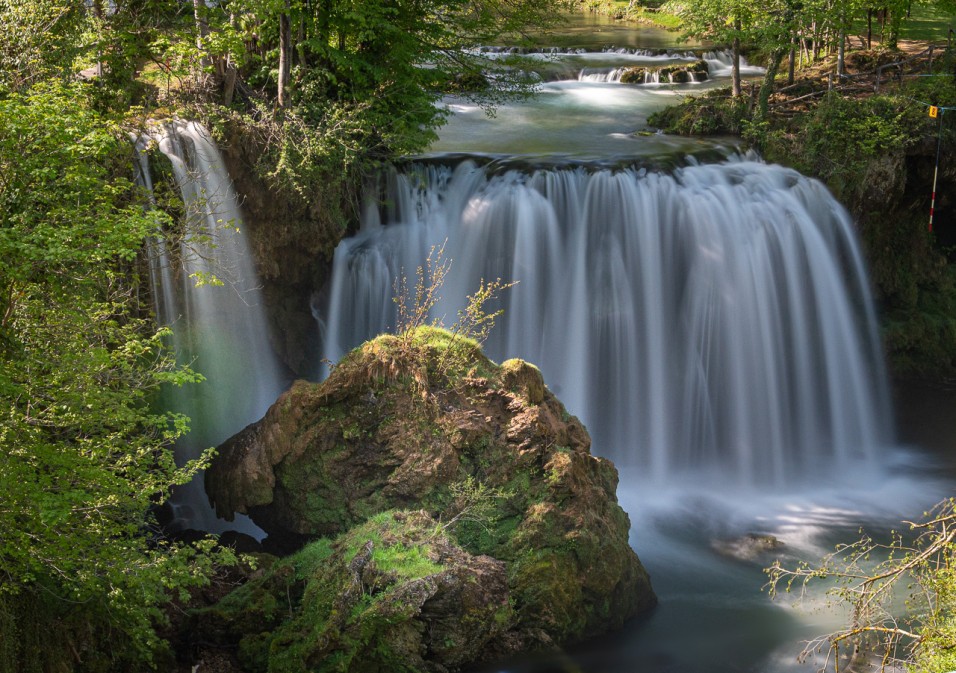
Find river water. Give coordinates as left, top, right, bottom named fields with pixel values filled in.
left=316, top=13, right=955, bottom=673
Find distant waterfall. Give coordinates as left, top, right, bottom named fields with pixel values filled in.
left=138, top=121, right=284, bottom=532
left=577, top=50, right=761, bottom=84
left=317, top=158, right=892, bottom=484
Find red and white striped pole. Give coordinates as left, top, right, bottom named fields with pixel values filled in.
left=930, top=106, right=944, bottom=233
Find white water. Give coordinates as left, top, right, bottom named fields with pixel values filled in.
left=139, top=121, right=284, bottom=533
left=574, top=50, right=760, bottom=83
left=318, top=159, right=892, bottom=486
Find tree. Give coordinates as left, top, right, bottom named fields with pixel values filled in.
left=670, top=0, right=758, bottom=96
left=0, top=81, right=230, bottom=670
left=0, top=0, right=86, bottom=90
left=766, top=499, right=956, bottom=673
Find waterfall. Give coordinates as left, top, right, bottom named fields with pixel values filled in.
left=577, top=50, right=758, bottom=83
left=703, top=50, right=767, bottom=78
left=138, top=121, right=284, bottom=533
left=317, top=158, right=892, bottom=485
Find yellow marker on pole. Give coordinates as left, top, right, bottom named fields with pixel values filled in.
left=930, top=108, right=944, bottom=232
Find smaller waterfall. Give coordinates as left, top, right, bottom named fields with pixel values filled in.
left=578, top=67, right=631, bottom=83
left=318, top=158, right=892, bottom=486
left=138, top=121, right=284, bottom=533
left=702, top=50, right=767, bottom=78
left=578, top=68, right=710, bottom=84
left=577, top=50, right=758, bottom=84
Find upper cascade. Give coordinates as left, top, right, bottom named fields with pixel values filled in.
left=317, top=157, right=893, bottom=485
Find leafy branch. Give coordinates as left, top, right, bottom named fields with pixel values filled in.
left=389, top=240, right=516, bottom=389
left=765, top=499, right=956, bottom=673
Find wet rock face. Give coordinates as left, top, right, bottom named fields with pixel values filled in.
left=215, top=121, right=347, bottom=379
left=205, top=327, right=656, bottom=665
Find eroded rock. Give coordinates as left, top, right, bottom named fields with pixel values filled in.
left=204, top=327, right=655, bottom=669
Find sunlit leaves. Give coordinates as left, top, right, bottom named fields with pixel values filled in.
left=0, top=81, right=223, bottom=666
left=0, top=0, right=87, bottom=89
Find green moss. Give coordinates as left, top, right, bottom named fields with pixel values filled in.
left=248, top=511, right=449, bottom=673
left=619, top=67, right=647, bottom=84
left=509, top=551, right=584, bottom=641
left=648, top=89, right=749, bottom=135
left=498, top=358, right=545, bottom=404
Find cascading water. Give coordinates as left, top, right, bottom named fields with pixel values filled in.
left=575, top=49, right=753, bottom=83
left=318, top=158, right=892, bottom=484
left=138, top=121, right=284, bottom=533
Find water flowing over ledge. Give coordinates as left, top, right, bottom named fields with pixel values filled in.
left=137, top=120, right=285, bottom=533
left=317, top=157, right=893, bottom=486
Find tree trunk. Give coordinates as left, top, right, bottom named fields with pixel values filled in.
left=92, top=0, right=104, bottom=77
left=867, top=10, right=873, bottom=48
left=193, top=0, right=210, bottom=70
left=837, top=29, right=846, bottom=77
left=222, top=12, right=237, bottom=105
left=757, top=49, right=784, bottom=119
left=788, top=37, right=796, bottom=85
left=278, top=1, right=292, bottom=109
left=886, top=9, right=901, bottom=50
left=732, top=19, right=742, bottom=97
left=298, top=18, right=307, bottom=68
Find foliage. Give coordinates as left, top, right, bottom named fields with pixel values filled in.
left=648, top=88, right=751, bottom=134
left=0, top=0, right=87, bottom=90
left=766, top=499, right=956, bottom=673
left=0, top=81, right=229, bottom=670
left=436, top=476, right=509, bottom=537
left=394, top=242, right=515, bottom=345
left=383, top=242, right=515, bottom=390
left=181, top=0, right=568, bottom=192
left=765, top=92, right=915, bottom=208
left=220, top=511, right=456, bottom=673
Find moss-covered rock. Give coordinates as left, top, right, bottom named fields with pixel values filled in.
left=204, top=326, right=655, bottom=669
left=619, top=67, right=647, bottom=84
left=197, top=511, right=514, bottom=673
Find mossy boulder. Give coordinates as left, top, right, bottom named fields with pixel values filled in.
left=619, top=67, right=648, bottom=84
left=196, top=511, right=518, bottom=673
left=205, top=326, right=655, bottom=668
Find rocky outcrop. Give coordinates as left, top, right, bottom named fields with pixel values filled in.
left=204, top=326, right=655, bottom=669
